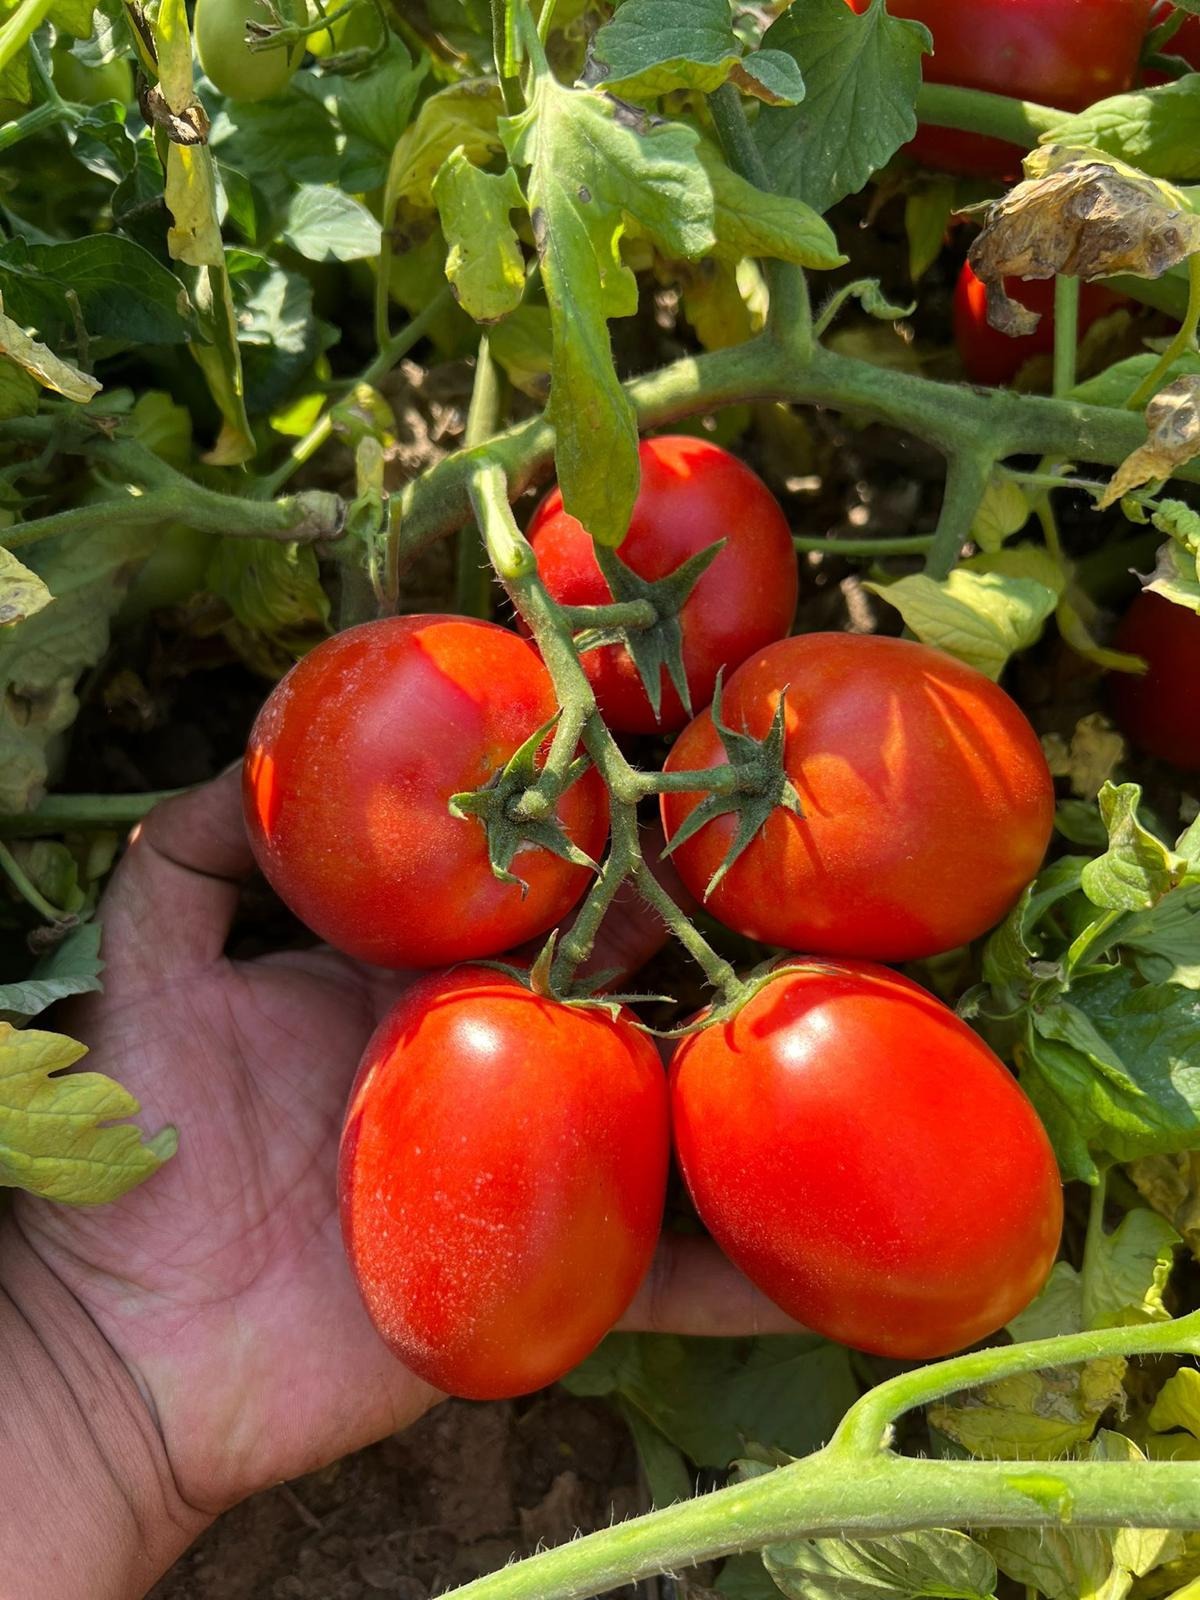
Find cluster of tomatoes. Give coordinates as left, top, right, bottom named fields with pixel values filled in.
left=242, top=438, right=1072, bottom=1399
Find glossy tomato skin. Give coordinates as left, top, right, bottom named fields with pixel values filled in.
left=846, top=0, right=1152, bottom=176
left=339, top=968, right=670, bottom=1399
left=671, top=962, right=1063, bottom=1358
left=661, top=633, right=1055, bottom=961
left=954, top=262, right=1123, bottom=387
left=1110, top=590, right=1200, bottom=770
left=526, top=436, right=798, bottom=734
left=243, top=616, right=608, bottom=968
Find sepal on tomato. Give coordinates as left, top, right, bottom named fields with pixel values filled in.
left=573, top=540, right=726, bottom=722
left=661, top=673, right=803, bottom=896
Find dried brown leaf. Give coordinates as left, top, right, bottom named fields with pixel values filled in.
left=1098, top=377, right=1200, bottom=508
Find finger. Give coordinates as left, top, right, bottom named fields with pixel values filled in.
left=99, top=766, right=254, bottom=988
left=619, top=1234, right=805, bottom=1338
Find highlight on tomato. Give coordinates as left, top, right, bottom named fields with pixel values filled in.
left=660, top=631, right=1056, bottom=962
left=526, top=434, right=798, bottom=734
left=339, top=968, right=670, bottom=1399
left=845, top=0, right=1153, bottom=177
left=243, top=615, right=609, bottom=968
left=670, top=960, right=1064, bottom=1359
left=954, top=261, right=1124, bottom=387
left=1110, top=589, right=1200, bottom=771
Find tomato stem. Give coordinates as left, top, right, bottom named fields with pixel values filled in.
left=0, top=790, right=190, bottom=837
left=456, top=337, right=506, bottom=619
left=0, top=839, right=78, bottom=926
left=1125, top=253, right=1200, bottom=411
left=1052, top=277, right=1079, bottom=398
left=914, top=82, right=1067, bottom=149
left=1079, top=1167, right=1110, bottom=1332
left=923, top=449, right=994, bottom=579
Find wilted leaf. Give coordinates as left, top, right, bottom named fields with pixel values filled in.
left=764, top=1530, right=997, bottom=1600
left=0, top=303, right=101, bottom=403
left=864, top=568, right=1058, bottom=679
left=930, top=1361, right=1126, bottom=1461
left=1099, top=378, right=1200, bottom=509
left=205, top=536, right=331, bottom=676
left=433, top=148, right=526, bottom=323
left=1041, top=715, right=1126, bottom=801
left=0, top=548, right=52, bottom=627
left=1131, top=1153, right=1200, bottom=1260
left=968, top=150, right=1200, bottom=337
left=1007, top=1208, right=1179, bottom=1341
left=1149, top=1367, right=1200, bottom=1441
left=0, top=1021, right=176, bottom=1204
left=384, top=78, right=504, bottom=220
left=1081, top=782, right=1189, bottom=911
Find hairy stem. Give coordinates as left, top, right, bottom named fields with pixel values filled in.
left=924, top=449, right=993, bottom=579
left=456, top=337, right=505, bottom=618
left=1053, top=276, right=1079, bottom=398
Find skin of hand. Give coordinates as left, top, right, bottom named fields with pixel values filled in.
left=2, top=769, right=796, bottom=1600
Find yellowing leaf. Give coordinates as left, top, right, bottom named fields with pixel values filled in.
left=1099, top=378, right=1200, bottom=509
left=0, top=1022, right=176, bottom=1204
left=384, top=79, right=504, bottom=221
left=0, top=547, right=52, bottom=627
left=1149, top=1367, right=1200, bottom=1440
left=971, top=471, right=1032, bottom=553
left=1041, top=713, right=1126, bottom=801
left=929, top=1361, right=1127, bottom=1461
left=433, top=148, right=526, bottom=323
left=0, top=303, right=101, bottom=403
left=865, top=567, right=1058, bottom=679
left=1131, top=1152, right=1200, bottom=1261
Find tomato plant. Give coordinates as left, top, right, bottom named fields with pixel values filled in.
left=671, top=961, right=1063, bottom=1357
left=525, top=435, right=798, bottom=733
left=954, top=261, right=1124, bottom=386
left=194, top=0, right=305, bottom=101
left=1110, top=590, right=1200, bottom=770
left=243, top=616, right=609, bottom=968
left=660, top=633, right=1055, bottom=961
left=339, top=967, right=669, bottom=1399
left=846, top=0, right=1153, bottom=175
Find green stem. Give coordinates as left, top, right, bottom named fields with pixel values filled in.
left=708, top=83, right=811, bottom=359
left=562, top=600, right=658, bottom=632
left=924, top=450, right=993, bottom=579
left=0, top=0, right=55, bottom=76
left=1126, top=253, right=1200, bottom=410
left=794, top=534, right=935, bottom=558
left=263, top=289, right=452, bottom=498
left=491, top=0, right=523, bottom=113
left=0, top=840, right=73, bottom=924
left=915, top=82, right=1067, bottom=149
left=0, top=99, right=73, bottom=152
left=456, top=337, right=505, bottom=618
left=1080, top=1167, right=1110, bottom=1332
left=4, top=480, right=329, bottom=551
left=0, top=790, right=188, bottom=837
left=639, top=766, right=742, bottom=797
left=1053, top=276, right=1079, bottom=398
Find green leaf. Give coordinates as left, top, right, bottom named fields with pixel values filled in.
left=206, top=536, right=331, bottom=676
left=864, top=569, right=1058, bottom=680
left=591, top=0, right=804, bottom=103
left=488, top=303, right=552, bottom=399
left=0, top=355, right=40, bottom=420
left=970, top=472, right=1032, bottom=553
left=0, top=235, right=191, bottom=351
left=0, top=304, right=101, bottom=404
left=563, top=1331, right=859, bottom=1467
left=906, top=175, right=957, bottom=281
left=1123, top=885, right=1200, bottom=988
left=1011, top=1208, right=1179, bottom=1341
left=615, top=1398, right=692, bottom=1509
left=382, top=77, right=504, bottom=218
left=0, top=548, right=52, bottom=628
left=0, top=1021, right=175, bottom=1204
left=764, top=1531, right=997, bottom=1600
left=281, top=184, right=383, bottom=263
left=0, top=922, right=105, bottom=1022
left=700, top=144, right=845, bottom=269
left=433, top=148, right=526, bottom=323
left=501, top=82, right=713, bottom=544
left=1021, top=969, right=1200, bottom=1183
left=1050, top=80, right=1200, bottom=181
left=0, top=519, right=158, bottom=812
left=756, top=0, right=931, bottom=215
left=1081, top=782, right=1188, bottom=912
left=328, top=37, right=427, bottom=154
left=1070, top=349, right=1200, bottom=409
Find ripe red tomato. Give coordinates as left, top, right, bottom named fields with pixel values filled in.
left=526, top=436, right=798, bottom=734
left=954, top=261, right=1124, bottom=387
left=1110, top=590, right=1200, bottom=770
left=243, top=616, right=608, bottom=968
left=660, top=633, right=1055, bottom=961
left=339, top=967, right=669, bottom=1399
left=670, top=961, right=1063, bottom=1358
left=846, top=0, right=1152, bottom=177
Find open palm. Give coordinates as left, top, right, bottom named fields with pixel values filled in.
left=15, top=771, right=792, bottom=1517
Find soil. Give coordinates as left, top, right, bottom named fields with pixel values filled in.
left=150, top=1392, right=650, bottom=1600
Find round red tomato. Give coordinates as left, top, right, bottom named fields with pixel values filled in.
left=1110, top=590, right=1200, bottom=770
left=339, top=967, right=669, bottom=1399
left=954, top=261, right=1124, bottom=387
left=243, top=616, right=608, bottom=968
left=660, top=633, right=1055, bottom=961
left=670, top=961, right=1063, bottom=1358
left=526, top=436, right=798, bottom=734
left=846, top=0, right=1152, bottom=177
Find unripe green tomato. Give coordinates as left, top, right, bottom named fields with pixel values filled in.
left=51, top=47, right=134, bottom=105
left=195, top=0, right=306, bottom=102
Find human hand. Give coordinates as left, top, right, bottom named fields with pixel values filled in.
left=9, top=768, right=794, bottom=1582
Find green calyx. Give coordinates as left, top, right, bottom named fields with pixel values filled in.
left=661, top=673, right=803, bottom=896
left=449, top=715, right=599, bottom=892
left=573, top=539, right=726, bottom=722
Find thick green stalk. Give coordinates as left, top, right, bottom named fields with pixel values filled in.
left=924, top=450, right=993, bottom=578
left=1053, top=276, right=1079, bottom=398
left=915, top=83, right=1067, bottom=148
left=456, top=337, right=505, bottom=619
